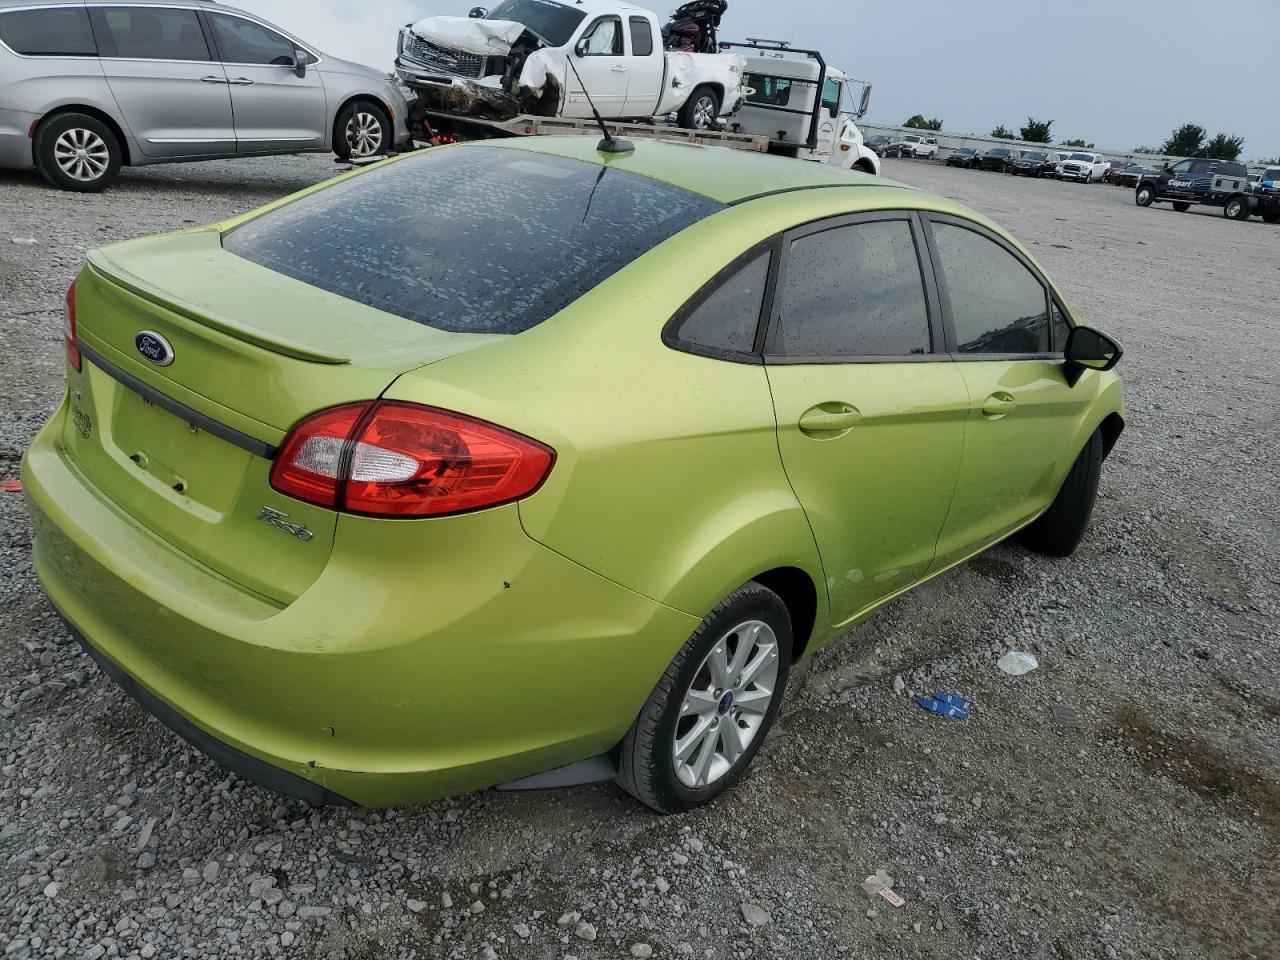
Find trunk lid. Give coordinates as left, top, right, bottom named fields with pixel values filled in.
left=65, top=229, right=501, bottom=604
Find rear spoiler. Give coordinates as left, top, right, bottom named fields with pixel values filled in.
left=86, top=250, right=350, bottom=365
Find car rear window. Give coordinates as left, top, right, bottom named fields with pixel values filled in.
left=223, top=147, right=724, bottom=335
left=0, top=7, right=97, bottom=56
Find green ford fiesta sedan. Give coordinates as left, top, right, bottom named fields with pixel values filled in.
left=23, top=137, right=1124, bottom=813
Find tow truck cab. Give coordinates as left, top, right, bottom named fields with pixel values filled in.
left=1135, top=157, right=1255, bottom=220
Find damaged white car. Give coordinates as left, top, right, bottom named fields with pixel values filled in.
left=395, top=0, right=747, bottom=129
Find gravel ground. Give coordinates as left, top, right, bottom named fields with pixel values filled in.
left=2, top=153, right=1278, bottom=960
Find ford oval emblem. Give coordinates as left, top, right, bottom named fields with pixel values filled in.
left=135, top=331, right=175, bottom=367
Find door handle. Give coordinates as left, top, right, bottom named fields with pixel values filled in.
left=798, top=403, right=861, bottom=437
left=982, top=392, right=1016, bottom=418
left=201, top=76, right=229, bottom=84
left=611, top=64, right=628, bottom=72
left=227, top=77, right=255, bottom=85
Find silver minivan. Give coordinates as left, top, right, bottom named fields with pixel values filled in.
left=0, top=0, right=410, bottom=191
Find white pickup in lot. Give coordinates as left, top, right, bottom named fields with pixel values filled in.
left=1057, top=151, right=1108, bottom=182
left=396, top=0, right=746, bottom=130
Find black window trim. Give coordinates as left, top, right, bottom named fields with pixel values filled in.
left=920, top=212, right=1065, bottom=361
left=81, top=3, right=320, bottom=65
left=761, top=210, right=948, bottom=365
left=660, top=239, right=777, bottom=365
left=0, top=4, right=99, bottom=58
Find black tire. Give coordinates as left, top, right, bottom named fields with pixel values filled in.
left=1020, top=431, right=1104, bottom=558
left=34, top=113, right=122, bottom=193
left=1172, top=201, right=1191, bottom=212
left=677, top=85, right=721, bottom=131
left=1135, top=184, right=1155, bottom=207
left=334, top=100, right=391, bottom=161
left=1223, top=196, right=1249, bottom=220
left=618, top=581, right=792, bottom=814
left=1262, top=210, right=1280, bottom=224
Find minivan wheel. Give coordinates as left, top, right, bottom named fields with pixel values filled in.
left=1135, top=185, right=1154, bottom=207
left=336, top=101, right=391, bottom=160
left=1020, top=430, right=1104, bottom=558
left=34, top=113, right=122, bottom=193
left=618, top=581, right=791, bottom=814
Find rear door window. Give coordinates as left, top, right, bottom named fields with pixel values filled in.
left=0, top=7, right=97, bottom=56
left=769, top=218, right=932, bottom=358
left=931, top=222, right=1050, bottom=355
left=96, top=6, right=211, bottom=61
left=224, top=146, right=724, bottom=335
left=208, top=13, right=296, bottom=65
left=628, top=16, right=654, bottom=56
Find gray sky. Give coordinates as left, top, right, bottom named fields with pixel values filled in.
left=235, top=0, right=1280, bottom=161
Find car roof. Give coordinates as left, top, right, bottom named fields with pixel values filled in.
left=0, top=0, right=253, bottom=10
left=474, top=136, right=917, bottom=206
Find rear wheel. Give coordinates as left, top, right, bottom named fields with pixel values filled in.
left=1224, top=196, right=1249, bottom=220
left=1020, top=431, right=1104, bottom=557
left=1135, top=184, right=1155, bottom=206
left=34, top=113, right=122, bottom=192
left=335, top=101, right=391, bottom=160
left=678, top=85, right=721, bottom=131
left=618, top=581, right=791, bottom=813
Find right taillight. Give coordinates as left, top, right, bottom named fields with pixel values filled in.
left=64, top=281, right=81, bottom=372
left=270, top=401, right=555, bottom=518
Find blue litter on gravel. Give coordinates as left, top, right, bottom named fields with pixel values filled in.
left=915, top=691, right=971, bottom=719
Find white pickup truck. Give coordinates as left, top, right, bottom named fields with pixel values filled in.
left=396, top=0, right=747, bottom=130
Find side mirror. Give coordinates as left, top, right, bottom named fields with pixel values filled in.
left=1064, top=326, right=1122, bottom=385
left=293, top=48, right=310, bottom=78
left=574, top=38, right=588, bottom=57
left=468, top=6, right=488, bottom=17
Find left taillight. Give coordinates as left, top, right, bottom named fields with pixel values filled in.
left=64, top=281, right=81, bottom=372
left=269, top=401, right=556, bottom=518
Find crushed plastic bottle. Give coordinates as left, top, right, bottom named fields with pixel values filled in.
left=997, top=651, right=1039, bottom=676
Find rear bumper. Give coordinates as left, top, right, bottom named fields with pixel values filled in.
left=23, top=402, right=698, bottom=806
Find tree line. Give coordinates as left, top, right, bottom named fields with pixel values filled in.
left=901, top=115, right=1246, bottom=160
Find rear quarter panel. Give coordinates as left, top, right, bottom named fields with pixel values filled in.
left=0, top=51, right=127, bottom=163
left=381, top=193, right=899, bottom=631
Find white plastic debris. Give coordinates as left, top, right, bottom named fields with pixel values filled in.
left=860, top=870, right=905, bottom=907
left=11, top=237, right=37, bottom=246
left=408, top=16, right=525, bottom=56
left=997, top=651, right=1040, bottom=676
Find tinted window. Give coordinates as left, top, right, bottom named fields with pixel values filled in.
left=1169, top=159, right=1193, bottom=173
left=674, top=251, right=769, bottom=354
left=581, top=17, right=621, bottom=54
left=1188, top=159, right=1213, bottom=174
left=224, top=147, right=723, bottom=335
left=933, top=223, right=1049, bottom=355
left=628, top=16, right=653, bottom=55
left=209, top=13, right=294, bottom=65
left=0, top=7, right=96, bottom=56
left=487, top=0, right=585, bottom=46
left=1051, top=301, right=1071, bottom=352
left=1218, top=161, right=1246, bottom=177
left=746, top=74, right=790, bottom=106
left=98, top=7, right=210, bottom=60
left=771, top=220, right=931, bottom=358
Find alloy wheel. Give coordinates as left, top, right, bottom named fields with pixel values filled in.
left=53, top=128, right=110, bottom=182
left=672, top=619, right=780, bottom=788
left=347, top=111, right=385, bottom=158
left=691, top=95, right=716, bottom=130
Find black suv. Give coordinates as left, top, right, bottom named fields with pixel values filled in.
left=977, top=147, right=1013, bottom=172
left=1009, top=150, right=1048, bottom=176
